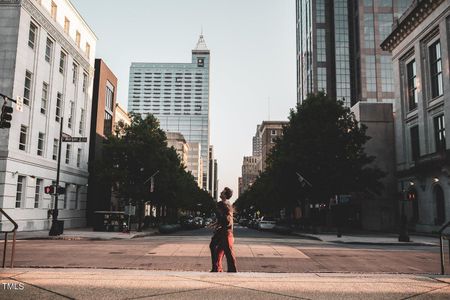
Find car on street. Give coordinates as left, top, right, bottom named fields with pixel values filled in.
left=193, top=217, right=204, bottom=228
left=238, top=218, right=249, bottom=227
left=179, top=215, right=195, bottom=229
left=258, top=217, right=276, bottom=230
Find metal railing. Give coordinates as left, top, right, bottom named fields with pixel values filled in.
left=438, top=220, right=450, bottom=275
left=0, top=208, right=18, bottom=268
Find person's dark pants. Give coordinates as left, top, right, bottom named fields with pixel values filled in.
left=215, top=231, right=237, bottom=272
left=210, top=233, right=222, bottom=271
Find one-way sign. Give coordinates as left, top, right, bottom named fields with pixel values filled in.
left=62, top=136, right=87, bottom=143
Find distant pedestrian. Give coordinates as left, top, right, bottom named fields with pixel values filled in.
left=209, top=187, right=237, bottom=272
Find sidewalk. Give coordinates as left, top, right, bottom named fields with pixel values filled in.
left=292, top=231, right=440, bottom=246
left=15, top=227, right=159, bottom=241
left=1, top=268, right=449, bottom=299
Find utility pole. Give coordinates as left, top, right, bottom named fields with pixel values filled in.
left=49, top=118, right=64, bottom=236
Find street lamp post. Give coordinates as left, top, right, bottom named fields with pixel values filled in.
left=49, top=118, right=64, bottom=236
left=398, top=181, right=410, bottom=242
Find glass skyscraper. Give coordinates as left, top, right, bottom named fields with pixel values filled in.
left=296, top=0, right=412, bottom=107
left=128, top=35, right=210, bottom=189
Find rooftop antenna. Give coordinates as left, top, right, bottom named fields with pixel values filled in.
left=201, top=25, right=203, bottom=36
left=268, top=97, right=271, bottom=121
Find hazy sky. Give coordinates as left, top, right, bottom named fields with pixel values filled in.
left=71, top=0, right=297, bottom=201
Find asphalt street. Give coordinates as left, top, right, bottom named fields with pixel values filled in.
left=3, top=226, right=444, bottom=274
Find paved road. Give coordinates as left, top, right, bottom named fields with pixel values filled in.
left=4, top=226, right=444, bottom=274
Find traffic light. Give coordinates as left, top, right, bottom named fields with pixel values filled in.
left=44, top=185, right=65, bottom=195
left=44, top=186, right=55, bottom=195
left=0, top=103, right=13, bottom=129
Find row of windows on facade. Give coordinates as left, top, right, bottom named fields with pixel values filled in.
left=23, top=70, right=87, bottom=137
left=406, top=40, right=444, bottom=112
left=15, top=175, right=83, bottom=210
left=34, top=0, right=91, bottom=59
left=409, top=114, right=446, bottom=162
left=132, top=72, right=204, bottom=76
left=131, top=77, right=204, bottom=82
left=28, top=22, right=90, bottom=102
left=131, top=85, right=204, bottom=91
left=19, top=125, right=84, bottom=168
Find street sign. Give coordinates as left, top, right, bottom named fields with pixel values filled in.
left=125, top=205, right=136, bottom=216
left=62, top=136, right=87, bottom=143
left=16, top=96, right=23, bottom=112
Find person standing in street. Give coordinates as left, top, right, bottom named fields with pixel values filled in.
left=209, top=187, right=237, bottom=272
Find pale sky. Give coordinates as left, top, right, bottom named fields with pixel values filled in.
left=71, top=0, right=297, bottom=201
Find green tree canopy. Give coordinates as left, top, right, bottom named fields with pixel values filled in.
left=98, top=113, right=214, bottom=224
left=235, top=92, right=384, bottom=215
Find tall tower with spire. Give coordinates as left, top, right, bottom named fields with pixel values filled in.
left=128, top=35, right=212, bottom=191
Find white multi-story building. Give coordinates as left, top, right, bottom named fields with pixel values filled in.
left=381, top=0, right=450, bottom=232
left=128, top=35, right=211, bottom=190
left=0, top=0, right=97, bottom=231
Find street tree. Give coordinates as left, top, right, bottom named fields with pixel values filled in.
left=236, top=92, right=384, bottom=220
left=98, top=113, right=214, bottom=229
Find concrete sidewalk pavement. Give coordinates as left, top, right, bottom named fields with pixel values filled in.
left=1, top=268, right=449, bottom=299
left=14, top=227, right=159, bottom=241
left=292, top=231, right=440, bottom=246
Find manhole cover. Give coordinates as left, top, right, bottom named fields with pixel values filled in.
left=109, top=252, right=124, bottom=254
left=148, top=252, right=157, bottom=255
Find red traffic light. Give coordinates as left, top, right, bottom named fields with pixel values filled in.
left=44, top=185, right=55, bottom=194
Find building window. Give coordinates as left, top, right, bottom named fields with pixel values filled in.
left=63, top=183, right=69, bottom=209
left=68, top=101, right=74, bottom=129
left=51, top=1, right=57, bottom=20
left=75, top=31, right=81, bottom=47
left=85, top=43, right=90, bottom=59
left=41, top=82, right=48, bottom=114
left=82, top=73, right=88, bottom=93
left=105, top=85, right=114, bottom=110
left=24, top=70, right=32, bottom=106
left=104, top=112, right=112, bottom=136
left=72, top=63, right=78, bottom=84
left=45, top=38, right=53, bottom=62
left=59, top=51, right=66, bottom=74
left=35, top=178, right=43, bottom=208
left=55, top=92, right=62, bottom=122
left=378, top=13, right=393, bottom=41
left=434, top=115, right=445, bottom=152
left=37, top=132, right=45, bottom=156
left=406, top=60, right=418, bottom=111
left=366, top=56, right=376, bottom=92
left=19, top=125, right=27, bottom=151
left=316, top=29, right=326, bottom=62
left=429, top=40, right=443, bottom=98
left=410, top=126, right=420, bottom=161
left=16, top=175, right=26, bottom=208
left=52, top=139, right=58, bottom=160
left=28, top=22, right=37, bottom=49
left=77, top=148, right=81, bottom=167
left=65, top=144, right=71, bottom=164
left=380, top=56, right=393, bottom=92
left=64, top=17, right=70, bottom=34
left=79, top=108, right=85, bottom=134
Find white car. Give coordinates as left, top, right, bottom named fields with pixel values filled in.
left=258, top=217, right=276, bottom=230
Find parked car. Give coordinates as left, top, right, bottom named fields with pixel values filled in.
left=238, top=218, right=248, bottom=227
left=249, top=218, right=261, bottom=229
left=193, top=217, right=204, bottom=228
left=204, top=218, right=213, bottom=227
left=258, top=217, right=276, bottom=230
left=179, top=215, right=195, bottom=229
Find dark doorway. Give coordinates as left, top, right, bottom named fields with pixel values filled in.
left=434, top=185, right=446, bottom=225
